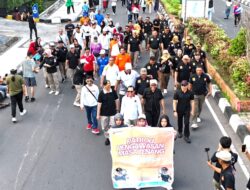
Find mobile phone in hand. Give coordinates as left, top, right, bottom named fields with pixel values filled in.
left=242, top=144, right=246, bottom=153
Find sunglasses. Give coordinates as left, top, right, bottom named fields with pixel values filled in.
left=127, top=91, right=133, bottom=93
left=181, top=84, right=188, bottom=86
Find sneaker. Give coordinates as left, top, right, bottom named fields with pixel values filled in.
left=105, top=138, right=110, bottom=145
left=20, top=109, right=27, bottom=116
left=61, top=78, right=65, bottom=83
left=177, top=133, right=183, bottom=138
left=191, top=123, right=199, bottom=129
left=86, top=124, right=92, bottom=130
left=92, top=128, right=100, bottom=134
left=71, top=85, right=75, bottom=89
left=49, top=90, right=55, bottom=94
left=113, top=12, right=115, bottom=15
left=184, top=136, right=191, bottom=143
left=73, top=102, right=80, bottom=107
left=197, top=117, right=201, bottom=123
left=12, top=117, right=17, bottom=123
left=24, top=96, right=29, bottom=102
left=163, top=89, right=168, bottom=94
left=55, top=91, right=60, bottom=96
left=30, top=97, right=36, bottom=102
left=45, top=84, right=50, bottom=88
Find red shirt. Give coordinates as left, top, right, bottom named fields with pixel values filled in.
left=81, top=54, right=95, bottom=72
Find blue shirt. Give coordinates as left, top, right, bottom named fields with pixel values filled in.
left=22, top=58, right=36, bottom=78
left=97, top=56, right=109, bottom=76
left=95, top=14, right=104, bottom=25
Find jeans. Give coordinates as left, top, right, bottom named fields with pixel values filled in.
left=10, top=91, right=24, bottom=117
left=225, top=7, right=231, bottom=18
left=234, top=14, right=241, bottom=26
left=85, top=105, right=98, bottom=129
left=0, top=85, right=7, bottom=98
left=177, top=112, right=190, bottom=137
left=29, top=27, right=38, bottom=40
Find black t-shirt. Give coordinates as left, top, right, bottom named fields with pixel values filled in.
left=65, top=23, right=75, bottom=36
left=183, top=43, right=196, bottom=56
left=28, top=15, right=35, bottom=28
left=175, top=62, right=192, bottom=83
left=161, top=32, right=173, bottom=49
left=173, top=90, right=194, bottom=113
left=153, top=19, right=160, bottom=32
left=143, top=22, right=153, bottom=34
left=172, top=31, right=181, bottom=42
left=137, top=20, right=144, bottom=30
left=98, top=90, right=118, bottom=116
left=66, top=51, right=80, bottom=69
left=168, top=42, right=181, bottom=56
left=135, top=76, right=150, bottom=95
left=172, top=55, right=182, bottom=70
left=74, top=44, right=82, bottom=56
left=190, top=59, right=207, bottom=73
left=128, top=36, right=140, bottom=52
left=143, top=88, right=163, bottom=113
left=73, top=64, right=85, bottom=85
left=41, top=56, right=57, bottom=73
left=144, top=62, right=160, bottom=80
left=190, top=50, right=207, bottom=61
left=123, top=31, right=132, bottom=44
left=149, top=36, right=161, bottom=49
left=159, top=19, right=168, bottom=32
left=159, top=59, right=172, bottom=74
left=57, top=46, right=68, bottom=62
left=220, top=166, right=235, bottom=190
left=211, top=151, right=238, bottom=183
left=189, top=73, right=211, bottom=95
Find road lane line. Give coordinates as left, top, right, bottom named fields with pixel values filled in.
left=205, top=99, right=249, bottom=180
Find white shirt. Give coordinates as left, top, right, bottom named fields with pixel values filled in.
left=98, top=34, right=110, bottom=50
left=117, top=70, right=139, bottom=95
left=80, top=84, right=99, bottom=107
left=121, top=95, right=142, bottom=121
left=56, top=34, right=68, bottom=46
left=73, top=31, right=84, bottom=48
left=81, top=25, right=91, bottom=37
left=102, top=64, right=119, bottom=86
left=89, top=26, right=101, bottom=42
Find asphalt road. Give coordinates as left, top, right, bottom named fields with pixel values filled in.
left=0, top=1, right=249, bottom=190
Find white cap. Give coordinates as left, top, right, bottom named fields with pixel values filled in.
left=70, top=44, right=75, bottom=49
left=49, top=42, right=55, bottom=46
left=150, top=79, right=158, bottom=85
left=100, top=49, right=105, bottom=54
left=140, top=68, right=147, bottom=74
left=125, top=63, right=132, bottom=70
left=80, top=59, right=88, bottom=64
left=216, top=150, right=232, bottom=162
left=138, top=114, right=146, bottom=120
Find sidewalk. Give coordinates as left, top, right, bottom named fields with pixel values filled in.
left=40, top=0, right=83, bottom=23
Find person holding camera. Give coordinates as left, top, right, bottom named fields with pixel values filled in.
left=208, top=136, right=238, bottom=190
left=6, top=69, right=27, bottom=123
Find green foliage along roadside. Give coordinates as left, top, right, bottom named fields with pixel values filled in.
left=161, top=0, right=181, bottom=16
left=228, top=28, right=247, bottom=56
left=188, top=18, right=250, bottom=99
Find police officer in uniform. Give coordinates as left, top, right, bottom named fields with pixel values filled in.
left=147, top=30, right=162, bottom=62
left=123, top=25, right=132, bottom=51
left=153, top=14, right=160, bottom=32
left=56, top=41, right=68, bottom=82
left=175, top=55, right=192, bottom=89
left=189, top=65, right=212, bottom=129
left=183, top=36, right=196, bottom=57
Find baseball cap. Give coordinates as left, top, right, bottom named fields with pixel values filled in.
left=216, top=150, right=232, bottom=162
left=181, top=80, right=188, bottom=86
left=69, top=44, right=75, bottom=49
left=100, top=49, right=105, bottom=54
left=150, top=79, right=158, bottom=85
left=49, top=42, right=55, bottom=46
left=138, top=114, right=146, bottom=120
left=125, top=63, right=132, bottom=70
left=140, top=68, right=147, bottom=74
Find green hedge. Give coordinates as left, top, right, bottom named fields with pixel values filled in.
left=162, top=0, right=181, bottom=16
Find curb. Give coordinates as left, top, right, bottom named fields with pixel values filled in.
left=158, top=3, right=250, bottom=143
left=211, top=83, right=250, bottom=143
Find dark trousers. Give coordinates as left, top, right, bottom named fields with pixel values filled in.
left=133, top=13, right=139, bottom=21
left=177, top=112, right=190, bottom=137
left=29, top=27, right=38, bottom=40
left=122, top=0, right=126, bottom=6
left=67, top=5, right=75, bottom=14
left=145, top=111, right=160, bottom=127
left=10, top=92, right=24, bottom=117
left=234, top=14, right=241, bottom=26
left=112, top=6, right=116, bottom=14
left=142, top=7, right=146, bottom=13
left=85, top=105, right=98, bottom=129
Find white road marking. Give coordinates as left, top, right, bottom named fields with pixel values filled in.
left=205, top=99, right=250, bottom=179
